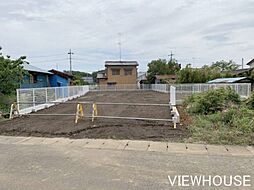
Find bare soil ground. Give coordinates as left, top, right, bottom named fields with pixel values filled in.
left=0, top=91, right=188, bottom=141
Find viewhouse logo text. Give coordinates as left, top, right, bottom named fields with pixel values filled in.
left=168, top=175, right=251, bottom=187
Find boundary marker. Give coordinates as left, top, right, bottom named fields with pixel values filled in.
left=75, top=104, right=84, bottom=124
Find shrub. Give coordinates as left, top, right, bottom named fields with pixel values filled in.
left=0, top=93, right=16, bottom=114
left=245, top=92, right=254, bottom=109
left=184, top=87, right=240, bottom=114
left=188, top=107, right=254, bottom=145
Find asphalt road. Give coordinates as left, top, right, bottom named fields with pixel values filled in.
left=0, top=137, right=253, bottom=190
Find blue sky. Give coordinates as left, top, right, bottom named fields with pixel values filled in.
left=0, top=0, right=254, bottom=73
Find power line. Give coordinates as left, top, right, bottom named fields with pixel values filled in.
left=27, top=58, right=68, bottom=63
left=28, top=53, right=65, bottom=59
left=72, top=58, right=94, bottom=61
left=72, top=60, right=102, bottom=66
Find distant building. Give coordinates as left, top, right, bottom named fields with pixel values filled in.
left=207, top=77, right=253, bottom=84
left=97, top=61, right=138, bottom=85
left=21, top=65, right=74, bottom=88
left=231, top=68, right=254, bottom=77
left=155, top=74, right=177, bottom=84
left=247, top=59, right=254, bottom=68
left=21, top=63, right=52, bottom=88
left=97, top=70, right=107, bottom=84
left=82, top=77, right=94, bottom=84
left=48, top=69, right=73, bottom=87
left=137, top=72, right=147, bottom=84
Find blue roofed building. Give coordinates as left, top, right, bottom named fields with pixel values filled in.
left=21, top=64, right=73, bottom=88
left=21, top=63, right=52, bottom=88
left=48, top=69, right=73, bottom=87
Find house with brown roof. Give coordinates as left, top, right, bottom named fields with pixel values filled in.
left=97, top=61, right=138, bottom=85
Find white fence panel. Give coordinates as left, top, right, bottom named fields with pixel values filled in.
left=17, top=86, right=89, bottom=114
left=173, top=83, right=251, bottom=105
left=16, top=83, right=251, bottom=114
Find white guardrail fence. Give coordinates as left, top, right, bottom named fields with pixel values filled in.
left=16, top=83, right=251, bottom=114
left=17, top=86, right=89, bottom=114
left=173, top=83, right=251, bottom=105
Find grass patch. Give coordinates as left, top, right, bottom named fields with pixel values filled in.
left=186, top=107, right=254, bottom=145
left=183, top=88, right=254, bottom=145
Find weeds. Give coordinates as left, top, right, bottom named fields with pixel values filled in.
left=184, top=88, right=254, bottom=145
left=0, top=93, right=16, bottom=116
left=184, top=87, right=240, bottom=114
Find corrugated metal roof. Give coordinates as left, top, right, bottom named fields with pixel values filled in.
left=207, top=77, right=248, bottom=83
left=105, top=60, right=138, bottom=66
left=23, top=64, right=52, bottom=74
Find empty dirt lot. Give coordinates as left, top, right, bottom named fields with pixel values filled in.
left=0, top=91, right=187, bottom=141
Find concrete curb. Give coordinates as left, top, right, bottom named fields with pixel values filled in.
left=0, top=135, right=253, bottom=157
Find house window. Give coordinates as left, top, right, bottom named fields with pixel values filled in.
left=124, top=69, right=132, bottom=76
left=112, top=69, right=120, bottom=75
left=30, top=74, right=38, bottom=83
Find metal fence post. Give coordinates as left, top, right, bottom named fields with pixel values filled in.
left=32, top=89, right=35, bottom=109
left=16, top=89, right=20, bottom=112
left=62, top=87, right=64, bottom=99
left=170, top=86, right=176, bottom=106
left=45, top=88, right=48, bottom=103
left=55, top=88, right=57, bottom=101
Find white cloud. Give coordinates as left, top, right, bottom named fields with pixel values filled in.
left=0, top=0, right=253, bottom=72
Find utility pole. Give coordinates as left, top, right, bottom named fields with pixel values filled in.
left=118, top=33, right=122, bottom=61
left=68, top=49, right=74, bottom=74
left=168, top=51, right=174, bottom=63
left=242, top=58, right=244, bottom=69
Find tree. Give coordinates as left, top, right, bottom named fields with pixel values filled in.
left=177, top=63, right=234, bottom=84
left=211, top=60, right=239, bottom=72
left=147, top=59, right=180, bottom=83
left=64, top=70, right=92, bottom=78
left=0, top=47, right=27, bottom=94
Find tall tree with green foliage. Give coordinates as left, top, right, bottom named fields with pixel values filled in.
left=147, top=59, right=180, bottom=83
left=211, top=60, right=239, bottom=72
left=0, top=47, right=26, bottom=94
left=177, top=61, right=235, bottom=84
